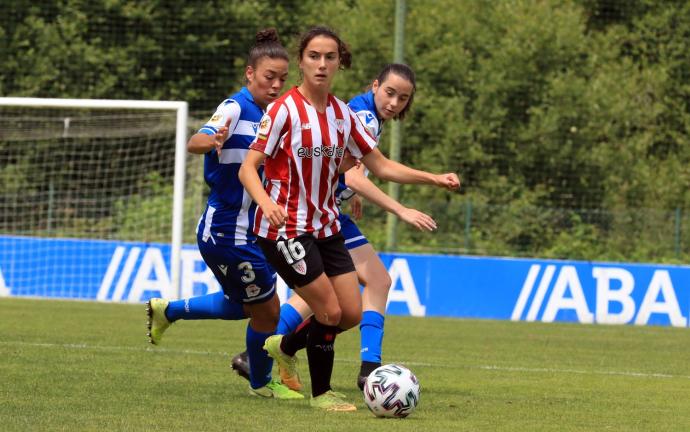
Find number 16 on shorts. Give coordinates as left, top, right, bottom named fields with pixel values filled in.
left=277, top=238, right=307, bottom=275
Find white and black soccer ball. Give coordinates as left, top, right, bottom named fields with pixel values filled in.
left=363, top=364, right=420, bottom=418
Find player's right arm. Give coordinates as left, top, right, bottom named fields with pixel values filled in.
left=187, top=100, right=241, bottom=155
left=362, top=147, right=460, bottom=190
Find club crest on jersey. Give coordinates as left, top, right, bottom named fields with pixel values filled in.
left=210, top=112, right=223, bottom=123
left=291, top=259, right=307, bottom=275
left=334, top=119, right=344, bottom=133
left=245, top=284, right=260, bottom=298
left=258, top=115, right=272, bottom=141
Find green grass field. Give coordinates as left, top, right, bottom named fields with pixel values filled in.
left=1, top=297, right=689, bottom=431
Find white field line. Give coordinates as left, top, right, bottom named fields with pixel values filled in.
left=2, top=340, right=690, bottom=380
left=476, top=365, right=688, bottom=380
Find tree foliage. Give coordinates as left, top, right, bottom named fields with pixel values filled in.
left=2, top=0, right=689, bottom=261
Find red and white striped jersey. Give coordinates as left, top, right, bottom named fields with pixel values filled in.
left=250, top=86, right=377, bottom=240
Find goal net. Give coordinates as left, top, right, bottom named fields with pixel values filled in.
left=0, top=98, right=198, bottom=301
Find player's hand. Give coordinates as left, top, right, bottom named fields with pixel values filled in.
left=398, top=207, right=437, bottom=232
left=213, top=118, right=232, bottom=156
left=261, top=201, right=288, bottom=228
left=435, top=173, right=461, bottom=191
left=349, top=195, right=363, bottom=220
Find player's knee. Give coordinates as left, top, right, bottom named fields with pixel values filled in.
left=366, top=272, right=392, bottom=298
left=249, top=314, right=279, bottom=332
left=316, top=305, right=342, bottom=326
left=384, top=272, right=392, bottom=289
left=246, top=300, right=280, bottom=331
left=262, top=313, right=280, bottom=329
left=376, top=272, right=392, bottom=292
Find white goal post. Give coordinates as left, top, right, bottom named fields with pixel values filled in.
left=0, top=97, right=188, bottom=299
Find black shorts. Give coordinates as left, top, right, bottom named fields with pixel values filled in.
left=256, top=233, right=355, bottom=288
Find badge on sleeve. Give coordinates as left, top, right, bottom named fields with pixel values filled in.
left=210, top=112, right=223, bottom=123
left=257, top=115, right=272, bottom=141
left=364, top=112, right=378, bottom=136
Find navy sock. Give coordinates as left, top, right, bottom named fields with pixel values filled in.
left=359, top=310, right=385, bottom=363
left=165, top=291, right=246, bottom=322
left=246, top=324, right=274, bottom=389
left=277, top=303, right=304, bottom=335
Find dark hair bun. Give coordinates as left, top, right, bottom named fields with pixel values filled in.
left=256, top=28, right=280, bottom=45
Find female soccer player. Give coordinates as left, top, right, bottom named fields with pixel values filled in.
left=146, top=28, right=302, bottom=400
left=267, top=63, right=430, bottom=391
left=238, top=26, right=459, bottom=411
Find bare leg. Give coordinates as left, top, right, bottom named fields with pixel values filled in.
left=350, top=243, right=391, bottom=314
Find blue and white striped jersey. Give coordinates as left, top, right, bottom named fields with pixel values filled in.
left=336, top=90, right=383, bottom=203
left=348, top=90, right=383, bottom=140
left=196, top=87, right=263, bottom=246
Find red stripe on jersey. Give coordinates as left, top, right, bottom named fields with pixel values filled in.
left=293, top=93, right=316, bottom=236
left=253, top=205, right=264, bottom=236
left=315, top=107, right=333, bottom=238
left=309, top=95, right=345, bottom=237
left=285, top=132, right=301, bottom=239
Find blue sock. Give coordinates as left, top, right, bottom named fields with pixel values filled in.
left=360, top=310, right=385, bottom=363
left=165, top=291, right=246, bottom=322
left=246, top=324, right=274, bottom=389
left=276, top=303, right=304, bottom=335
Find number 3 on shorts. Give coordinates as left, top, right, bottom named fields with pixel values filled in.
left=276, top=238, right=306, bottom=264
left=237, top=262, right=256, bottom=283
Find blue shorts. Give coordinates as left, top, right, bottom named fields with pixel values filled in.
left=197, top=234, right=276, bottom=304
left=339, top=213, right=369, bottom=250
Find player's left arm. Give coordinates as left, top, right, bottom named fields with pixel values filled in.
left=346, top=106, right=459, bottom=190
left=361, top=148, right=460, bottom=191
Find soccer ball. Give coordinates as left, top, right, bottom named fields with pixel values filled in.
left=363, top=364, right=420, bottom=418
